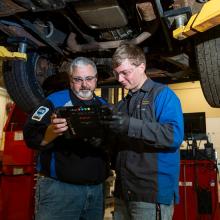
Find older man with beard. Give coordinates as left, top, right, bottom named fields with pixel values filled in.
left=23, top=57, right=110, bottom=220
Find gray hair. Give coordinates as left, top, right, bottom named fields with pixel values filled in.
left=69, top=57, right=97, bottom=75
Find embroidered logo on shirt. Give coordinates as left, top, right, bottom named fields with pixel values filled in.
left=64, top=101, right=73, bottom=106
left=31, top=106, right=49, bottom=121
left=141, top=99, right=150, bottom=111
left=142, top=100, right=150, bottom=105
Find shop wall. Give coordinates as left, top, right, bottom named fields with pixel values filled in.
left=169, top=81, right=220, bottom=157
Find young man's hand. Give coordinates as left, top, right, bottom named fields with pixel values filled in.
left=102, top=112, right=129, bottom=134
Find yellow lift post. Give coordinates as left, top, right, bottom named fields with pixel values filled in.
left=173, top=0, right=220, bottom=40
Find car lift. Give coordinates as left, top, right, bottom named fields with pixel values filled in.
left=0, top=36, right=35, bottom=61
left=0, top=46, right=26, bottom=61
left=173, top=0, right=220, bottom=39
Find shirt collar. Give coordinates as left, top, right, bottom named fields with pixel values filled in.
left=128, top=78, right=154, bottom=96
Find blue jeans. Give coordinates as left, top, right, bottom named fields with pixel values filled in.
left=113, top=198, right=174, bottom=220
left=35, top=176, right=104, bottom=220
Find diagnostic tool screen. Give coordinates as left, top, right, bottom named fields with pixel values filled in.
left=56, top=105, right=112, bottom=138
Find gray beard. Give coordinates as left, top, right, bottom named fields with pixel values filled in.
left=75, top=90, right=93, bottom=99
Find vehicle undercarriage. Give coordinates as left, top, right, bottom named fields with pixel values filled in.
left=0, top=0, right=220, bottom=112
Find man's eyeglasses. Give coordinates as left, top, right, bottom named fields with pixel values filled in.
left=71, top=75, right=97, bottom=84
left=113, top=67, right=137, bottom=78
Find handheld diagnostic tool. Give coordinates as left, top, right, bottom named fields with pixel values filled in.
left=55, top=105, right=112, bottom=138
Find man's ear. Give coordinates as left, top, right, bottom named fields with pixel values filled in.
left=139, top=63, right=146, bottom=72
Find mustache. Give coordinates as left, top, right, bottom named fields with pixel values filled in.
left=80, top=88, right=91, bottom=91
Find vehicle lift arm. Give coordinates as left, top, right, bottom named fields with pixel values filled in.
left=0, top=46, right=26, bottom=61
left=0, top=37, right=31, bottom=61
left=173, top=0, right=220, bottom=39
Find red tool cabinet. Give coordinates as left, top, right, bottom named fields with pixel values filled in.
left=173, top=159, right=220, bottom=220
left=0, top=104, right=36, bottom=220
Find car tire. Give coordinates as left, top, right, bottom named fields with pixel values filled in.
left=195, top=26, right=220, bottom=108
left=3, top=52, right=47, bottom=113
